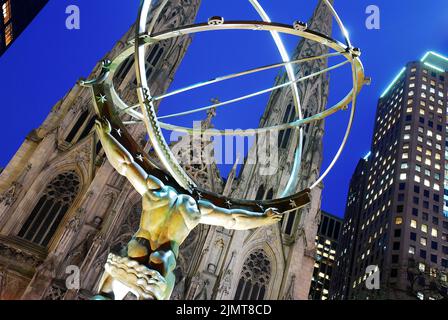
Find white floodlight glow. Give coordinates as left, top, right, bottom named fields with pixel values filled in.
left=363, top=151, right=371, bottom=161
left=424, top=62, right=444, bottom=73
left=421, top=51, right=448, bottom=63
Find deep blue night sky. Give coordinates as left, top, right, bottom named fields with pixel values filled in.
left=0, top=0, right=447, bottom=218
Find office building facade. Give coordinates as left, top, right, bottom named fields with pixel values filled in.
left=309, top=211, right=341, bottom=300
left=0, top=0, right=48, bottom=56
left=332, top=52, right=448, bottom=299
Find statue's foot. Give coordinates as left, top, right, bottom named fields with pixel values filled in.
left=104, top=253, right=167, bottom=300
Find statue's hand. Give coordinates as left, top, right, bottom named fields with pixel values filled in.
left=95, top=116, right=112, bottom=134
left=264, top=207, right=283, bottom=224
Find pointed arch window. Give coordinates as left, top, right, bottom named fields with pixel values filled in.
left=18, top=171, right=80, bottom=247
left=65, top=109, right=89, bottom=143
left=266, top=188, right=274, bottom=200
left=278, top=104, right=296, bottom=149
left=77, top=116, right=96, bottom=141
left=133, top=43, right=165, bottom=86
left=255, top=185, right=265, bottom=201
left=283, top=210, right=297, bottom=236
left=115, top=56, right=134, bottom=81
left=145, top=43, right=164, bottom=79
left=234, top=249, right=271, bottom=300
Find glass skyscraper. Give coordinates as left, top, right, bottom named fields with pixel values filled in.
left=332, top=52, right=448, bottom=300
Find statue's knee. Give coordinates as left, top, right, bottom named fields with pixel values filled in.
left=149, top=250, right=176, bottom=274
left=127, top=237, right=149, bottom=259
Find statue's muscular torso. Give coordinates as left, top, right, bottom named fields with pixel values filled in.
left=135, top=183, right=202, bottom=253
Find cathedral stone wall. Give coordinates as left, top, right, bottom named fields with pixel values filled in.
left=0, top=0, right=332, bottom=300
left=0, top=0, right=202, bottom=300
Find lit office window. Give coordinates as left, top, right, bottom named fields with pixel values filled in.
left=2, top=0, right=11, bottom=24
left=432, top=228, right=438, bottom=238
left=4, top=23, right=13, bottom=46
left=419, top=263, right=426, bottom=273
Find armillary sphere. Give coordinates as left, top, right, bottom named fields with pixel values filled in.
left=80, top=0, right=368, bottom=214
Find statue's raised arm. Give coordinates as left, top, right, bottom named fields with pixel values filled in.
left=95, top=117, right=163, bottom=194
left=198, top=200, right=282, bottom=230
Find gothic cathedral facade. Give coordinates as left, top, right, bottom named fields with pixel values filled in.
left=0, top=0, right=332, bottom=300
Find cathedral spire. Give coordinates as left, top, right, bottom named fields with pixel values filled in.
left=222, top=154, right=240, bottom=197
left=308, top=0, right=334, bottom=36
left=202, top=98, right=218, bottom=130
left=291, top=0, right=334, bottom=60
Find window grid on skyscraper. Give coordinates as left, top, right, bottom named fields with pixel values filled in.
left=332, top=52, right=448, bottom=300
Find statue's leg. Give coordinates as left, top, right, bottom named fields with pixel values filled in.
left=92, top=271, right=115, bottom=300
left=127, top=232, right=151, bottom=264
left=149, top=249, right=177, bottom=298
